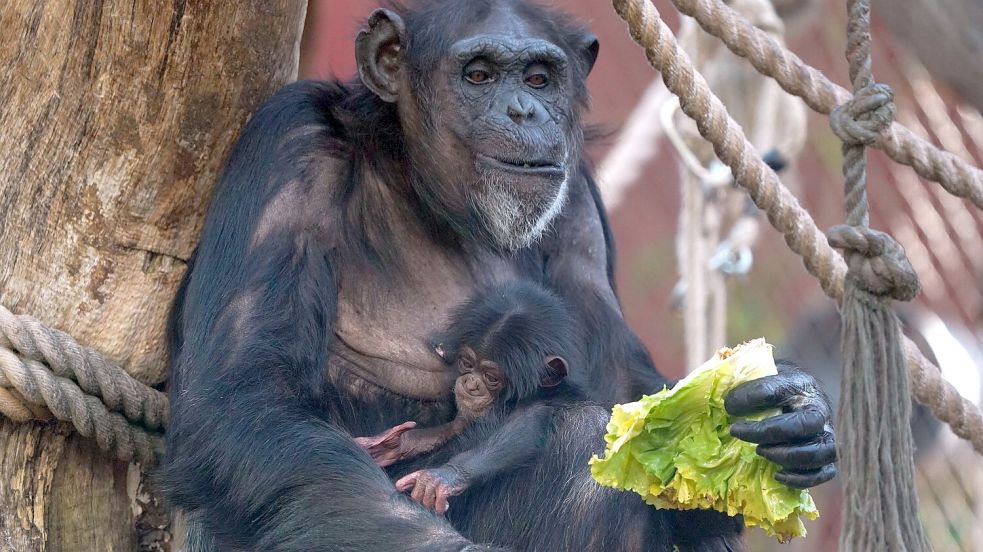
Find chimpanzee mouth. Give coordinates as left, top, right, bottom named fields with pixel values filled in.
left=477, top=154, right=565, bottom=177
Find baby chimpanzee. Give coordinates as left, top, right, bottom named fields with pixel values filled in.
left=354, top=281, right=583, bottom=513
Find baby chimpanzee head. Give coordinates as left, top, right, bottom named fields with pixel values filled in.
left=440, top=281, right=576, bottom=418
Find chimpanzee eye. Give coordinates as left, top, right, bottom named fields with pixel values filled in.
left=465, top=69, right=493, bottom=84
left=525, top=73, right=549, bottom=88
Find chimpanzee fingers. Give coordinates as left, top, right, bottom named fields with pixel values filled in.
left=724, top=372, right=813, bottom=416
left=353, top=435, right=378, bottom=449
left=421, top=481, right=438, bottom=511
left=756, top=437, right=837, bottom=471
left=395, top=472, right=419, bottom=493
left=354, top=421, right=417, bottom=456
left=411, top=478, right=429, bottom=504
left=775, top=463, right=838, bottom=489
left=379, top=421, right=417, bottom=446
left=436, top=487, right=451, bottom=514
left=730, top=409, right=826, bottom=445
left=373, top=451, right=398, bottom=468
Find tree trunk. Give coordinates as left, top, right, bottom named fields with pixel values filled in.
left=0, top=2, right=306, bottom=550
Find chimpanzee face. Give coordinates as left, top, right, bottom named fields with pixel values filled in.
left=453, top=346, right=505, bottom=419
left=356, top=3, right=598, bottom=251
left=427, top=31, right=574, bottom=251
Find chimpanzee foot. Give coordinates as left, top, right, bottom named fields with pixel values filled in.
left=353, top=421, right=417, bottom=467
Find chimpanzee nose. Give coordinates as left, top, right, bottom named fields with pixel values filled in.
left=507, top=93, right=537, bottom=124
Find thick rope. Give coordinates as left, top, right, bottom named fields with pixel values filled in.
left=611, top=0, right=983, bottom=455
left=0, top=387, right=44, bottom=422
left=905, top=339, right=983, bottom=449
left=0, top=305, right=168, bottom=430
left=668, top=0, right=983, bottom=211
left=829, top=228, right=929, bottom=550
left=0, top=305, right=166, bottom=465
left=828, top=6, right=930, bottom=543
left=0, top=346, right=163, bottom=464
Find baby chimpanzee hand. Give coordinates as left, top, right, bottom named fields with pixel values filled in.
left=353, top=421, right=417, bottom=467
left=395, top=466, right=468, bottom=514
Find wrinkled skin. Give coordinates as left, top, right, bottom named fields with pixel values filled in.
left=355, top=346, right=508, bottom=467
left=727, top=361, right=838, bottom=488
left=454, top=346, right=505, bottom=419
left=354, top=421, right=419, bottom=467
left=367, top=8, right=586, bottom=252
left=396, top=465, right=467, bottom=514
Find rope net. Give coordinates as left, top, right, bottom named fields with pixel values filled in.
left=611, top=0, right=983, bottom=548
left=611, top=0, right=983, bottom=453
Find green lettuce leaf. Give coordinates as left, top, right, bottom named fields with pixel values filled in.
left=589, top=338, right=819, bottom=542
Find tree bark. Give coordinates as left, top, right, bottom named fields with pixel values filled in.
left=0, top=2, right=306, bottom=550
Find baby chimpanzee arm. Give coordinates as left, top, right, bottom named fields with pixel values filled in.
left=357, top=420, right=472, bottom=467
left=396, top=405, right=554, bottom=513
left=447, top=405, right=553, bottom=484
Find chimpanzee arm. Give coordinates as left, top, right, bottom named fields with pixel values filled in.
left=395, top=405, right=553, bottom=513
left=445, top=405, right=552, bottom=484
left=542, top=169, right=668, bottom=404
left=159, top=82, right=486, bottom=552
left=542, top=169, right=836, bottom=486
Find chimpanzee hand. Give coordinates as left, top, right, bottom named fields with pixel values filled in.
left=724, top=361, right=837, bottom=488
left=395, top=465, right=468, bottom=514
left=353, top=421, right=417, bottom=467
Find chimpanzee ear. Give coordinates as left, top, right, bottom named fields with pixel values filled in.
left=541, top=356, right=568, bottom=388
left=356, top=9, right=406, bottom=103
left=578, top=34, right=600, bottom=76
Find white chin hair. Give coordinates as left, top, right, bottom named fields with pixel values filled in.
left=471, top=172, right=570, bottom=251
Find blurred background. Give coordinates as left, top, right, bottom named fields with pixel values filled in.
left=299, top=1, right=983, bottom=550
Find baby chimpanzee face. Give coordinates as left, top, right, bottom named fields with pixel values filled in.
left=453, top=346, right=506, bottom=419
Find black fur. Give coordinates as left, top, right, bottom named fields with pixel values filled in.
left=441, top=281, right=580, bottom=404
left=158, top=79, right=479, bottom=551
left=159, top=1, right=834, bottom=550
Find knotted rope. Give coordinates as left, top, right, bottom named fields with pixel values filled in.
left=0, top=305, right=166, bottom=465
left=668, top=0, right=983, bottom=211
left=610, top=0, right=983, bottom=457
left=826, top=4, right=930, bottom=543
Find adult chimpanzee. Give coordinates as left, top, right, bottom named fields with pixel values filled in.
left=161, top=1, right=837, bottom=550
left=356, top=282, right=583, bottom=513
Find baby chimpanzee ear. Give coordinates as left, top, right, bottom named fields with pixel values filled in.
left=541, top=356, right=568, bottom=388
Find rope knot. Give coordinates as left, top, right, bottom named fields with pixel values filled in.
left=827, top=224, right=920, bottom=301
left=830, top=83, right=896, bottom=146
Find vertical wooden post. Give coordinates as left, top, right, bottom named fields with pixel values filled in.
left=0, top=2, right=307, bottom=549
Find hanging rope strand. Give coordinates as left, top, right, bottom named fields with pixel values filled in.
left=841, top=0, right=874, bottom=227
left=830, top=4, right=930, bottom=545
left=610, top=0, right=983, bottom=456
